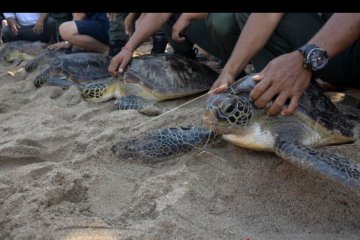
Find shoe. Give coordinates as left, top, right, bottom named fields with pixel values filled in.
left=196, top=53, right=208, bottom=62
left=151, top=34, right=168, bottom=54
left=173, top=48, right=197, bottom=60
left=108, top=40, right=127, bottom=57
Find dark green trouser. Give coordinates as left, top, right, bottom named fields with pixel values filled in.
left=49, top=13, right=73, bottom=42
left=207, top=12, right=360, bottom=88
left=162, top=13, right=220, bottom=58
left=108, top=13, right=128, bottom=43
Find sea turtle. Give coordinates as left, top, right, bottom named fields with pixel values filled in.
left=0, top=40, right=48, bottom=65
left=81, top=54, right=219, bottom=114
left=111, top=126, right=216, bottom=163
left=33, top=52, right=112, bottom=88
left=24, top=48, right=69, bottom=72
left=203, top=74, right=360, bottom=191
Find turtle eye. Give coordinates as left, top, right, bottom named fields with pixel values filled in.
left=224, top=103, right=235, bottom=115
left=219, top=100, right=236, bottom=116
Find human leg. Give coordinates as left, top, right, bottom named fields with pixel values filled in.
left=13, top=25, right=42, bottom=42
left=250, top=13, right=325, bottom=72
left=249, top=13, right=359, bottom=88
left=108, top=13, right=128, bottom=56
left=1, top=25, right=22, bottom=42
left=41, top=16, right=57, bottom=44
left=151, top=29, right=168, bottom=54
left=49, top=13, right=73, bottom=42
left=205, top=13, right=248, bottom=62
left=60, top=21, right=109, bottom=54
left=162, top=13, right=196, bottom=59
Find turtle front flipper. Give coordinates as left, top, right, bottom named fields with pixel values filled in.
left=115, top=95, right=165, bottom=116
left=274, top=135, right=360, bottom=192
left=34, top=66, right=52, bottom=87
left=25, top=58, right=40, bottom=72
left=111, top=126, right=216, bottom=163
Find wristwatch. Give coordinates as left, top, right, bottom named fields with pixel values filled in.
left=297, top=44, right=329, bottom=72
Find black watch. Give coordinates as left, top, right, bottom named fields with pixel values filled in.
left=298, top=44, right=329, bottom=72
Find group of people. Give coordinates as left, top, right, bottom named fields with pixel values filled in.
left=2, top=13, right=359, bottom=115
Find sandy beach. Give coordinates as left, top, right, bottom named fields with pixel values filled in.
left=0, top=42, right=359, bottom=240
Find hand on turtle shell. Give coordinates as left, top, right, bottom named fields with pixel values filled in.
left=108, top=47, right=133, bottom=76
left=208, top=71, right=235, bottom=96
left=250, top=51, right=312, bottom=116
left=47, top=41, right=72, bottom=51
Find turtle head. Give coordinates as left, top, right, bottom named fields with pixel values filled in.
left=3, top=49, right=21, bottom=63
left=81, top=82, right=111, bottom=102
left=203, top=92, right=256, bottom=135
left=81, top=79, right=121, bottom=103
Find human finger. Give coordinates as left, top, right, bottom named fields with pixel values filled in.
left=249, top=74, right=271, bottom=102
left=108, top=58, right=121, bottom=77
left=281, top=95, right=300, bottom=116
left=266, top=92, right=289, bottom=115
left=118, top=56, right=132, bottom=74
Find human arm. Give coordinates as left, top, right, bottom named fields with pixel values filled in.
left=107, top=13, right=117, bottom=22
left=33, top=13, right=48, bottom=35
left=209, top=13, right=284, bottom=95
left=124, top=13, right=141, bottom=37
left=172, top=13, right=208, bottom=42
left=108, top=13, right=173, bottom=76
left=3, top=13, right=20, bottom=35
left=72, top=13, right=86, bottom=21
left=250, top=13, right=360, bottom=116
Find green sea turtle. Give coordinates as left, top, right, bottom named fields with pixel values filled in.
left=24, top=48, right=69, bottom=72
left=203, top=74, right=360, bottom=191
left=81, top=54, right=219, bottom=114
left=0, top=40, right=48, bottom=65
left=33, top=52, right=112, bottom=87
left=111, top=126, right=216, bottom=163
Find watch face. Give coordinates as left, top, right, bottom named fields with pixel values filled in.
left=307, top=48, right=328, bottom=71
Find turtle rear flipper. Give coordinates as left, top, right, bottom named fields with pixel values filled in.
left=47, top=76, right=82, bottom=89
left=115, top=95, right=165, bottom=116
left=274, top=136, right=360, bottom=191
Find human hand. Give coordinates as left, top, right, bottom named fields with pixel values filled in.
left=7, top=19, right=20, bottom=35
left=107, top=13, right=117, bottom=22
left=124, top=15, right=136, bottom=38
left=108, top=47, right=133, bottom=76
left=208, top=72, right=236, bottom=96
left=172, top=16, right=190, bottom=42
left=249, top=51, right=312, bottom=115
left=47, top=41, right=72, bottom=51
left=33, top=20, right=44, bottom=35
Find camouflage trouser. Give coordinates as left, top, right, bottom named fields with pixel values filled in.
left=108, top=13, right=128, bottom=44
left=49, top=13, right=73, bottom=42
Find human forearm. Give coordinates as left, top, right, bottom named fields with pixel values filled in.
left=180, top=13, right=208, bottom=21
left=38, top=13, right=48, bottom=23
left=72, top=13, right=86, bottom=21
left=308, top=13, right=360, bottom=58
left=124, top=13, right=172, bottom=51
left=126, top=13, right=141, bottom=22
left=222, top=13, right=284, bottom=77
